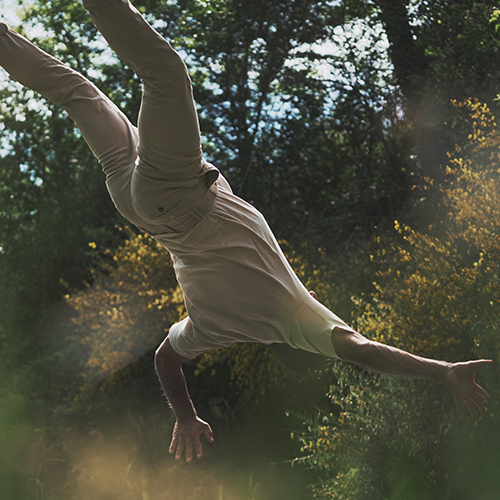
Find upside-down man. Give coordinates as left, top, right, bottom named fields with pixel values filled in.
left=0, top=0, right=492, bottom=464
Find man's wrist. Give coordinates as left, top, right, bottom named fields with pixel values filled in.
left=176, top=412, right=197, bottom=423
left=173, top=403, right=197, bottom=423
left=433, top=361, right=454, bottom=384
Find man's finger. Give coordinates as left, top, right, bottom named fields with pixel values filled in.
left=476, top=359, right=494, bottom=365
left=472, top=359, right=494, bottom=372
left=204, top=426, right=214, bottom=443
left=194, top=437, right=203, bottom=459
left=472, top=397, right=486, bottom=416
left=169, top=435, right=177, bottom=454
left=475, top=384, right=491, bottom=403
left=185, top=441, right=193, bottom=463
left=175, top=440, right=185, bottom=461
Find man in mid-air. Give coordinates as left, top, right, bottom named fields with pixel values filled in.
left=0, top=0, right=492, bottom=464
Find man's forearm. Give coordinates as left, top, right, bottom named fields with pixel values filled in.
left=357, top=340, right=452, bottom=382
left=333, top=329, right=452, bottom=383
left=154, top=340, right=197, bottom=421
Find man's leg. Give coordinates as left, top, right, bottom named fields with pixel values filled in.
left=0, top=22, right=138, bottom=182
left=82, top=0, right=203, bottom=178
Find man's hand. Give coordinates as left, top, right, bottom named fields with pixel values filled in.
left=443, top=360, right=493, bottom=419
left=169, top=416, right=214, bottom=463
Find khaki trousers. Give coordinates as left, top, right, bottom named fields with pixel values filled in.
left=0, top=0, right=218, bottom=232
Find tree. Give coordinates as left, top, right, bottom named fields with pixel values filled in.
left=364, top=0, right=500, bottom=179
left=115, top=0, right=412, bottom=250
left=0, top=0, right=128, bottom=353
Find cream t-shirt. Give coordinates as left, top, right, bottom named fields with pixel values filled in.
left=150, top=176, right=354, bottom=360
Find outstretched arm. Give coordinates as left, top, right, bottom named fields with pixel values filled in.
left=331, top=327, right=492, bottom=419
left=155, top=337, right=214, bottom=462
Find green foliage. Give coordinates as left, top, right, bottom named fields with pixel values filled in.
left=0, top=1, right=127, bottom=358
left=1, top=1, right=500, bottom=498
left=63, top=228, right=184, bottom=385
left=491, top=9, right=500, bottom=32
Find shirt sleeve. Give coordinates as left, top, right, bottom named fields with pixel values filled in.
left=167, top=316, right=233, bottom=360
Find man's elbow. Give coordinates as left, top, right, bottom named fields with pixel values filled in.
left=331, top=328, right=372, bottom=366
left=155, top=337, right=190, bottom=369
left=154, top=343, right=165, bottom=367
